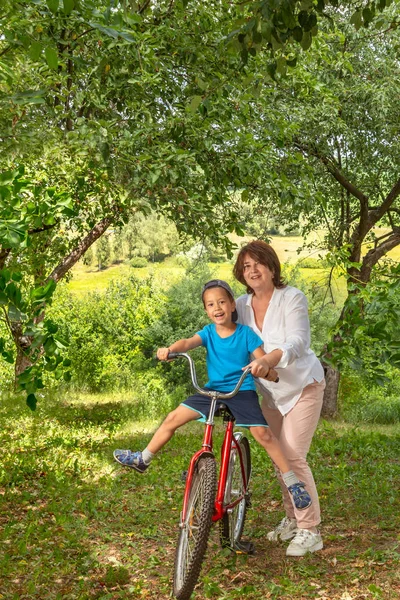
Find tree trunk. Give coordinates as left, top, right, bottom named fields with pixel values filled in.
left=321, top=365, right=340, bottom=417
left=15, top=346, right=32, bottom=378
left=11, top=322, right=33, bottom=380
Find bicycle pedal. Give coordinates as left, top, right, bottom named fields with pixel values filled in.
left=245, top=493, right=252, bottom=508
left=181, top=470, right=188, bottom=482
left=232, top=539, right=255, bottom=555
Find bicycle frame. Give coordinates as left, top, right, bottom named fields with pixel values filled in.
left=171, top=353, right=251, bottom=527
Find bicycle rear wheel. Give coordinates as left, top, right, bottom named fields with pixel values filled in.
left=173, top=455, right=216, bottom=600
left=220, top=434, right=251, bottom=548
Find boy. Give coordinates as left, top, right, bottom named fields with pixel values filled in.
left=114, top=280, right=312, bottom=510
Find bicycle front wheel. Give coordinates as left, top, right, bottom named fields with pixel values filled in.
left=220, top=434, right=251, bottom=548
left=173, top=455, right=216, bottom=600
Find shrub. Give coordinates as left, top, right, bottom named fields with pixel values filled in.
left=49, top=276, right=167, bottom=392
left=339, top=369, right=400, bottom=424
left=130, top=256, right=148, bottom=268
left=297, top=257, right=328, bottom=269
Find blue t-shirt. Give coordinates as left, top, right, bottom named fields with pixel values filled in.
left=196, top=323, right=263, bottom=392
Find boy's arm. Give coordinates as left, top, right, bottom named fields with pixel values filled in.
left=247, top=346, right=279, bottom=381
left=157, top=334, right=202, bottom=361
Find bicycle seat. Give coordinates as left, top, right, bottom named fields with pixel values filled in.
left=214, top=403, right=235, bottom=420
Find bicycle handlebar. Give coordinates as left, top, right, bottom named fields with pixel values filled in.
left=166, top=352, right=277, bottom=399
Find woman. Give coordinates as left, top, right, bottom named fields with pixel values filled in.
left=233, top=240, right=325, bottom=557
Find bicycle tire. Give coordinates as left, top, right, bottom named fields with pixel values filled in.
left=173, top=455, right=216, bottom=600
left=219, top=435, right=251, bottom=548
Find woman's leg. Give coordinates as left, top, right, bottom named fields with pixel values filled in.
left=262, top=381, right=325, bottom=529
left=146, top=405, right=199, bottom=454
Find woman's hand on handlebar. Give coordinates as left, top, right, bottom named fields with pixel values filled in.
left=243, top=358, right=279, bottom=382
left=157, top=347, right=171, bottom=361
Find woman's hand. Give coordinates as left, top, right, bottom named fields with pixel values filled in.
left=157, top=347, right=170, bottom=361
left=244, top=358, right=279, bottom=382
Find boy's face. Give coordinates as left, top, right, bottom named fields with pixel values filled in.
left=203, top=287, right=236, bottom=327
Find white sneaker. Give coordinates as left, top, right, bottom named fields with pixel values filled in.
left=267, top=517, right=297, bottom=542
left=286, top=528, right=323, bottom=556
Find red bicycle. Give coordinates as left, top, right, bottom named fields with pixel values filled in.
left=168, top=352, right=254, bottom=600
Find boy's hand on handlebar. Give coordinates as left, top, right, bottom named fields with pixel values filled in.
left=157, top=347, right=171, bottom=361
left=243, top=358, right=279, bottom=382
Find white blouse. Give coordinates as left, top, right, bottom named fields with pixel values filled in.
left=236, top=286, right=324, bottom=415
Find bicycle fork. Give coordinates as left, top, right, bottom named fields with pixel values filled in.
left=179, top=394, right=219, bottom=526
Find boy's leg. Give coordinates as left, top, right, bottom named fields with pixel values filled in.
left=249, top=426, right=290, bottom=473
left=114, top=405, right=199, bottom=471
left=249, top=426, right=312, bottom=511
left=146, top=405, right=200, bottom=454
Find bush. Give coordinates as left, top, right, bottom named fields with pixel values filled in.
left=297, top=257, right=328, bottom=269
left=46, top=264, right=214, bottom=405
left=339, top=370, right=400, bottom=424
left=130, top=256, right=148, bottom=268
left=49, top=276, right=167, bottom=392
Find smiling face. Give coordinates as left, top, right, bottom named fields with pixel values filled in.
left=203, top=287, right=236, bottom=328
left=242, top=254, right=275, bottom=293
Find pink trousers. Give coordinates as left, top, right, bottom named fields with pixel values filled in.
left=260, top=380, right=325, bottom=529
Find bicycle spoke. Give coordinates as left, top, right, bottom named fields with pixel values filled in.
left=174, top=456, right=216, bottom=600
left=220, top=436, right=251, bottom=550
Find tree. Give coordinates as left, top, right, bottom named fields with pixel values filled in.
left=123, top=213, right=179, bottom=262
left=96, top=235, right=110, bottom=271
left=111, top=231, right=124, bottom=264
left=0, top=0, right=397, bottom=408
left=0, top=0, right=251, bottom=404
left=231, top=8, right=400, bottom=413
left=82, top=246, right=94, bottom=266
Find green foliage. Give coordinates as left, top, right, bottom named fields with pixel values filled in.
left=282, top=262, right=341, bottom=356
left=123, top=213, right=180, bottom=262
left=130, top=256, right=148, bottom=268
left=95, top=235, right=111, bottom=271
left=325, top=262, right=400, bottom=382
left=82, top=246, right=94, bottom=266
left=339, top=369, right=400, bottom=425
left=297, top=256, right=328, bottom=269
left=228, top=0, right=390, bottom=72
left=49, top=276, right=166, bottom=392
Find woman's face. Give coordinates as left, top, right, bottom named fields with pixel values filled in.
left=242, top=254, right=274, bottom=292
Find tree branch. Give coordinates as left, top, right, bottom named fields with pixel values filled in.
left=368, top=178, right=400, bottom=224
left=293, top=139, right=369, bottom=208
left=0, top=248, right=11, bottom=270
left=75, top=28, right=96, bottom=40
left=28, top=223, right=57, bottom=235
left=359, top=232, right=400, bottom=283
left=47, top=216, right=113, bottom=283
left=138, top=0, right=151, bottom=14
left=0, top=46, right=11, bottom=57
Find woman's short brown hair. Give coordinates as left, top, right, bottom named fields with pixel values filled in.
left=233, top=240, right=285, bottom=294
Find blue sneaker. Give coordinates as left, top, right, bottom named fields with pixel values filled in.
left=113, top=449, right=149, bottom=473
left=288, top=482, right=312, bottom=510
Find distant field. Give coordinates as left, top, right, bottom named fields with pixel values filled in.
left=66, top=233, right=398, bottom=302
left=67, top=235, right=317, bottom=295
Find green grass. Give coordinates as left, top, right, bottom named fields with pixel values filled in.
left=1, top=391, right=399, bottom=599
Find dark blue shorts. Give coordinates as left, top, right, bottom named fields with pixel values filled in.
left=181, top=390, right=268, bottom=428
